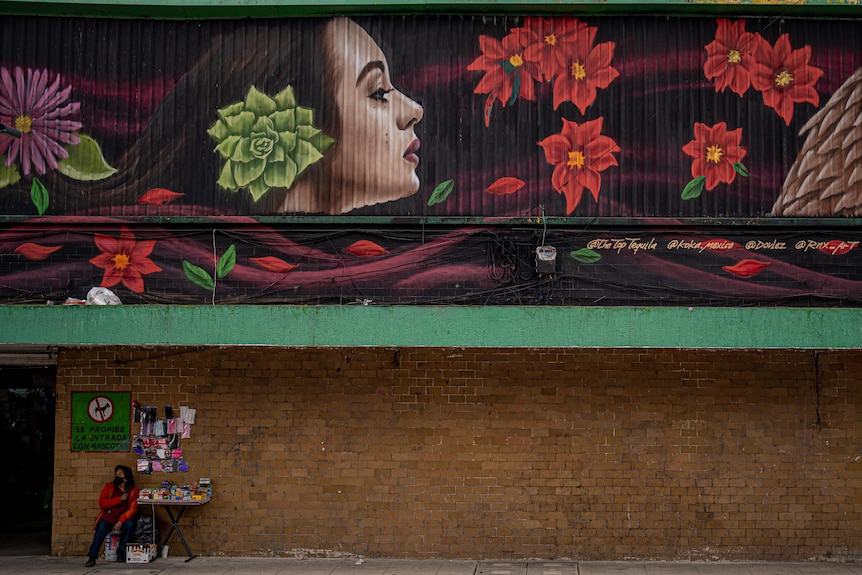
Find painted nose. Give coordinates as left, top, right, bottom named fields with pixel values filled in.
left=395, top=91, right=424, bottom=130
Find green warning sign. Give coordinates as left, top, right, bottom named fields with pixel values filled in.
left=71, top=392, right=131, bottom=452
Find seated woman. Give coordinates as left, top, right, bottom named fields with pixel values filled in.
left=85, top=464, right=140, bottom=566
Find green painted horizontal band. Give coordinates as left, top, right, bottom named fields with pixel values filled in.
left=0, top=306, right=858, bottom=349
left=1, top=0, right=857, bottom=18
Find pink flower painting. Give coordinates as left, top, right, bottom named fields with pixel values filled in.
left=0, top=67, right=83, bottom=176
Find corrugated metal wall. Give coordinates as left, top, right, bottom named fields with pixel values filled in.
left=0, top=15, right=859, bottom=218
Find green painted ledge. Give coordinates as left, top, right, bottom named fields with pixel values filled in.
left=0, top=306, right=858, bottom=349
left=1, top=0, right=858, bottom=18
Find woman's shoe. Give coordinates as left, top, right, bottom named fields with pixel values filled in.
left=85, top=557, right=96, bottom=567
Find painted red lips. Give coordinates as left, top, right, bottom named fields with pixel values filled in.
left=403, top=138, right=420, bottom=166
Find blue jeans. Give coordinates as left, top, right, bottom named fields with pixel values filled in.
left=87, top=518, right=136, bottom=560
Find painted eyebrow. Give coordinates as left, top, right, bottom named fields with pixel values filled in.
left=355, top=60, right=386, bottom=88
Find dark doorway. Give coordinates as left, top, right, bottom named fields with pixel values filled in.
left=0, top=365, right=56, bottom=555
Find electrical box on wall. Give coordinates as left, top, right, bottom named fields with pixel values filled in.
left=535, top=246, right=557, bottom=274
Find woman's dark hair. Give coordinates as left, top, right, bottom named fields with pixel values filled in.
left=53, top=18, right=336, bottom=214
left=114, top=465, right=135, bottom=489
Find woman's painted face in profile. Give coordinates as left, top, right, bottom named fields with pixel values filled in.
left=323, top=18, right=424, bottom=213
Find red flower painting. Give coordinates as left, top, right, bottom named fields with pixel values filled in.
left=538, top=117, right=620, bottom=214
left=521, top=17, right=592, bottom=81
left=704, top=19, right=757, bottom=96
left=90, top=226, right=162, bottom=293
left=468, top=29, right=541, bottom=109
left=682, top=122, right=747, bottom=191
left=749, top=34, right=822, bottom=125
left=551, top=29, right=619, bottom=113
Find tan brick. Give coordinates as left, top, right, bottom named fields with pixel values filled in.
left=52, top=346, right=862, bottom=561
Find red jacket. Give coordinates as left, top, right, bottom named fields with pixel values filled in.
left=94, top=482, right=140, bottom=529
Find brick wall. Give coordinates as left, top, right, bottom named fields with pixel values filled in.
left=53, top=346, right=862, bottom=560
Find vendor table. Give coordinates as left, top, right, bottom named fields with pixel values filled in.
left=137, top=498, right=210, bottom=562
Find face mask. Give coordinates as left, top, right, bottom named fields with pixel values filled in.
left=113, top=476, right=125, bottom=487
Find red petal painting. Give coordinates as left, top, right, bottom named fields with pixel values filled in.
left=344, top=240, right=389, bottom=257
left=722, top=258, right=771, bottom=278
left=249, top=257, right=300, bottom=274
left=138, top=188, right=185, bottom=206
left=14, top=242, right=62, bottom=261
left=486, top=177, right=526, bottom=196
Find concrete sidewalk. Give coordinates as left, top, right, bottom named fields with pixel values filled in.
left=2, top=557, right=862, bottom=575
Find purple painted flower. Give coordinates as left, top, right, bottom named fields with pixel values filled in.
left=0, top=67, right=83, bottom=176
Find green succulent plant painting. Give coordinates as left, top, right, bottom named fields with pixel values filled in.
left=207, top=85, right=335, bottom=202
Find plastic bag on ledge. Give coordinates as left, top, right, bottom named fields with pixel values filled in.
left=87, top=287, right=122, bottom=305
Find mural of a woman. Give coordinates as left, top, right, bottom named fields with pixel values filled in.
left=280, top=18, right=424, bottom=214
left=1, top=15, right=861, bottom=307
left=50, top=17, right=424, bottom=216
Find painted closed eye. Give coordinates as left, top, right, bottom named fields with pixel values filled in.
left=370, top=87, right=393, bottom=102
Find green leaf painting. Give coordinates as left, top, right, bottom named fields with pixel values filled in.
left=0, top=158, right=20, bottom=189
left=570, top=248, right=602, bottom=264
left=58, top=134, right=117, bottom=181
left=216, top=245, right=236, bottom=279
left=681, top=176, right=706, bottom=200
left=183, top=261, right=215, bottom=291
left=30, top=177, right=48, bottom=215
left=428, top=180, right=455, bottom=206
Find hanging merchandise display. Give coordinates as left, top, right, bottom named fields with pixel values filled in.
left=131, top=402, right=196, bottom=474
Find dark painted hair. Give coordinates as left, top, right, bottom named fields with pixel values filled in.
left=56, top=18, right=335, bottom=214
